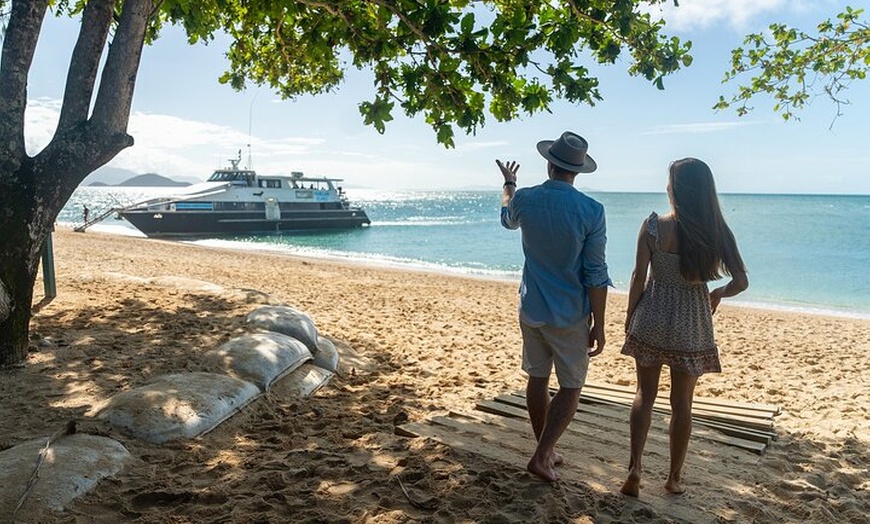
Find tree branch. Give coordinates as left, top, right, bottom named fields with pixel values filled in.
left=0, top=0, right=48, bottom=160
left=57, top=0, right=116, bottom=132
left=90, top=0, right=153, bottom=135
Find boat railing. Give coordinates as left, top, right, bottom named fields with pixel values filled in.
left=73, top=206, right=121, bottom=232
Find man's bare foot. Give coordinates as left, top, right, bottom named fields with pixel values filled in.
left=620, top=470, right=641, bottom=497
left=664, top=477, right=685, bottom=494
left=528, top=456, right=559, bottom=482
left=552, top=452, right=564, bottom=466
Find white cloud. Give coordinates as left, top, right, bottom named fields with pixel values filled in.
left=647, top=0, right=792, bottom=31
left=23, top=98, right=63, bottom=154
left=453, top=140, right=510, bottom=153
left=23, top=99, right=334, bottom=181
left=22, top=98, right=440, bottom=188
left=641, top=121, right=760, bottom=135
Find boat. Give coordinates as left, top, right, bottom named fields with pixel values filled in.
left=113, top=157, right=370, bottom=238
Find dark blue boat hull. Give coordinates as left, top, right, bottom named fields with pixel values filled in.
left=120, top=209, right=370, bottom=238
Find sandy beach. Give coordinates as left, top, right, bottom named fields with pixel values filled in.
left=2, top=228, right=867, bottom=523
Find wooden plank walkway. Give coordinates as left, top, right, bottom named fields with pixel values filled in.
left=397, top=383, right=780, bottom=522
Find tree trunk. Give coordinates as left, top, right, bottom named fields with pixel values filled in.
left=0, top=252, right=39, bottom=367
left=0, top=159, right=49, bottom=367
left=0, top=126, right=135, bottom=367
left=0, top=0, right=151, bottom=367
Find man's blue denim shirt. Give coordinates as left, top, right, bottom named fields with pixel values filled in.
left=501, top=179, right=612, bottom=328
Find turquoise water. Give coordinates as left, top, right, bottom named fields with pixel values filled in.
left=60, top=187, right=870, bottom=318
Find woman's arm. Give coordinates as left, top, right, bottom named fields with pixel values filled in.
left=710, top=233, right=749, bottom=314
left=625, top=219, right=653, bottom=332
left=710, top=268, right=748, bottom=313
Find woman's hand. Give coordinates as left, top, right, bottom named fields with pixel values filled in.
left=710, top=287, right=724, bottom=314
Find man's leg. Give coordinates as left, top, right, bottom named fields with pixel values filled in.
left=526, top=386, right=581, bottom=482
left=520, top=323, right=564, bottom=469
left=526, top=375, right=550, bottom=441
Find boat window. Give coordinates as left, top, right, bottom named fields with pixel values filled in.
left=278, top=202, right=322, bottom=211
left=264, top=179, right=281, bottom=188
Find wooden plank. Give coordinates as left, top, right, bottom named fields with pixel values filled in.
left=397, top=421, right=528, bottom=463
left=479, top=397, right=768, bottom=455
left=576, top=386, right=774, bottom=418
left=578, top=391, right=775, bottom=432
left=502, top=391, right=774, bottom=443
left=572, top=392, right=776, bottom=437
left=494, top=395, right=772, bottom=455
left=476, top=399, right=648, bottom=450
left=492, top=393, right=633, bottom=425
left=585, top=382, right=781, bottom=415
left=453, top=409, right=763, bottom=463
left=427, top=414, right=641, bottom=467
left=692, top=418, right=774, bottom=446
left=508, top=389, right=777, bottom=434
left=578, top=388, right=777, bottom=422
left=477, top=400, right=702, bottom=458
left=504, top=393, right=776, bottom=443
left=494, top=394, right=630, bottom=427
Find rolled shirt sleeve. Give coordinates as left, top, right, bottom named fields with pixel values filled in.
left=580, top=207, right=612, bottom=288
left=501, top=192, right=521, bottom=230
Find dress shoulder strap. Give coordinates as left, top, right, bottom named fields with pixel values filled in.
left=646, top=211, right=661, bottom=250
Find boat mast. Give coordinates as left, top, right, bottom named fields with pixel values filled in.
left=247, top=92, right=257, bottom=170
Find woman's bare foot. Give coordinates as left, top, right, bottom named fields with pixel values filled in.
left=664, top=477, right=686, bottom=494
left=528, top=455, right=560, bottom=482
left=552, top=452, right=564, bottom=466
left=620, top=470, right=641, bottom=497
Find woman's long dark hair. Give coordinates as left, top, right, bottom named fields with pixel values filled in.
left=669, top=158, right=746, bottom=282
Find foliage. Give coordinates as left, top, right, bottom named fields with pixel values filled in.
left=82, top=0, right=691, bottom=148
left=0, top=0, right=691, bottom=367
left=716, top=6, right=869, bottom=121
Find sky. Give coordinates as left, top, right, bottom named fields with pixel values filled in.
left=21, top=0, right=870, bottom=194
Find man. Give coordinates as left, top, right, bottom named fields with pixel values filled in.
left=498, top=131, right=611, bottom=482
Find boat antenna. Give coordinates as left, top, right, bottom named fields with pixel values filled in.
left=247, top=92, right=258, bottom=170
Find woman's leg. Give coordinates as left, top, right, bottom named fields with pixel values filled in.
left=620, top=363, right=662, bottom=497
left=665, top=368, right=699, bottom=494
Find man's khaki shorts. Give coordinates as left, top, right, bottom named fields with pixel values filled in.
left=520, top=319, right=591, bottom=389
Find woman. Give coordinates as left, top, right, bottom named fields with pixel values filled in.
left=620, top=158, right=748, bottom=497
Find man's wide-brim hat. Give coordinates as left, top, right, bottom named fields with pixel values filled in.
left=536, top=131, right=597, bottom=173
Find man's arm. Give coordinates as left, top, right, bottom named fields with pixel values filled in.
left=581, top=206, right=611, bottom=357
left=587, top=286, right=608, bottom=357
left=497, top=159, right=519, bottom=229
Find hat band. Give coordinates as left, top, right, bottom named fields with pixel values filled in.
left=550, top=147, right=584, bottom=168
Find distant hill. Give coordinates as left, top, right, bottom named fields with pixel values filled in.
left=83, top=166, right=138, bottom=186
left=83, top=165, right=200, bottom=186
left=116, top=173, right=191, bottom=187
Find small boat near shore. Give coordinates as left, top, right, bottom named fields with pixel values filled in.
left=90, top=157, right=370, bottom=238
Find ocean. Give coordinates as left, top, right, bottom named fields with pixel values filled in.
left=59, top=187, right=870, bottom=319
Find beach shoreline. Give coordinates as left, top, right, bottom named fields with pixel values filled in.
left=57, top=223, right=870, bottom=321
left=3, top=228, right=867, bottom=523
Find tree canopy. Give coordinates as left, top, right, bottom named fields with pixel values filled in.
left=88, top=0, right=691, bottom=147
left=0, top=0, right=691, bottom=367
left=716, top=5, right=869, bottom=121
